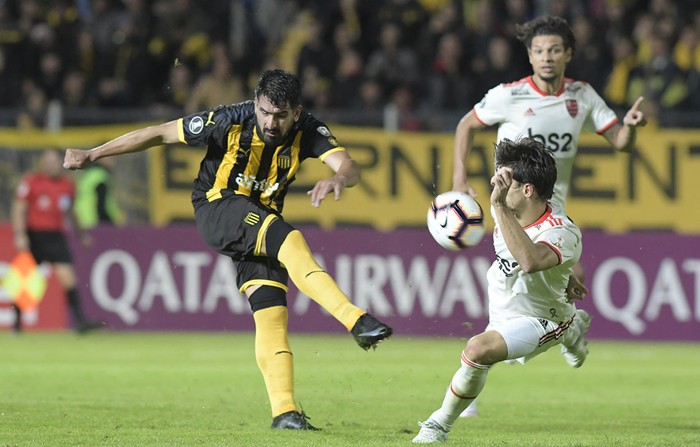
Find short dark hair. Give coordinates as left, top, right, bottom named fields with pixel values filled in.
left=516, top=15, right=576, bottom=56
left=254, top=69, right=302, bottom=109
left=494, top=138, right=557, bottom=200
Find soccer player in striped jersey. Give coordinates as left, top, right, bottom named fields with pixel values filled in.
left=63, top=69, right=392, bottom=431
left=452, top=15, right=645, bottom=418
left=413, top=138, right=590, bottom=444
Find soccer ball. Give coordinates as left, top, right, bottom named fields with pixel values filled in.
left=427, top=191, right=485, bottom=250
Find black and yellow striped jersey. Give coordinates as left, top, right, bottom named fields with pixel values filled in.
left=178, top=100, right=345, bottom=213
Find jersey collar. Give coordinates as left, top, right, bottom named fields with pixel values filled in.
left=527, top=76, right=566, bottom=97
left=523, top=203, right=553, bottom=230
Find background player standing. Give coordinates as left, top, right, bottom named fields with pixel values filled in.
left=413, top=137, right=590, bottom=444
left=62, top=69, right=392, bottom=430
left=11, top=149, right=103, bottom=333
left=451, top=15, right=646, bottom=417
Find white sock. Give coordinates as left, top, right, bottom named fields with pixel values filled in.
left=429, top=354, right=490, bottom=431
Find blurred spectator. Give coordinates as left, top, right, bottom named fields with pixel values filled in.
left=534, top=0, right=585, bottom=21
left=673, top=16, right=700, bottom=110
left=16, top=81, right=47, bottom=130
left=151, top=62, right=193, bottom=115
left=603, top=36, right=637, bottom=108
left=296, top=14, right=337, bottom=81
left=357, top=77, right=385, bottom=113
left=254, top=0, right=300, bottom=55
left=416, top=1, right=465, bottom=69
left=567, top=16, right=611, bottom=92
left=463, top=1, right=501, bottom=76
left=365, top=22, right=419, bottom=95
left=186, top=42, right=246, bottom=113
left=0, top=0, right=698, bottom=131
left=481, top=35, right=530, bottom=94
left=61, top=70, right=92, bottom=108
left=35, top=51, right=64, bottom=100
left=385, top=84, right=421, bottom=131
left=627, top=31, right=689, bottom=119
left=329, top=49, right=365, bottom=109
left=673, top=23, right=699, bottom=74
left=299, top=65, right=331, bottom=111
left=373, top=0, right=428, bottom=48
left=426, top=32, right=475, bottom=111
left=502, top=0, right=535, bottom=36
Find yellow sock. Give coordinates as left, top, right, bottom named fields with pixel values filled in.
left=254, top=306, right=297, bottom=417
left=277, top=230, right=365, bottom=330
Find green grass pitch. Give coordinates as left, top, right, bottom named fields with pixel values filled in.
left=2, top=331, right=699, bottom=446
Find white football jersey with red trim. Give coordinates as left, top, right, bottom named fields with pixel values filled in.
left=473, top=76, right=618, bottom=208
left=487, top=202, right=582, bottom=323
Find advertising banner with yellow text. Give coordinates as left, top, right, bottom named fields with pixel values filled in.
left=148, top=126, right=700, bottom=233
left=1, top=125, right=699, bottom=233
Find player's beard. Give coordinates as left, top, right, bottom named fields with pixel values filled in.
left=259, top=126, right=286, bottom=146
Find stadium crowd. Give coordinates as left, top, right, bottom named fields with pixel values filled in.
left=0, top=0, right=698, bottom=130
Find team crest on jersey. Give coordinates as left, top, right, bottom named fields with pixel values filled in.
left=243, top=212, right=260, bottom=226
left=317, top=126, right=331, bottom=137
left=565, top=100, right=578, bottom=118
left=189, top=116, right=204, bottom=134
left=278, top=155, right=291, bottom=169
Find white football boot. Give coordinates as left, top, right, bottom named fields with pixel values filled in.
left=412, top=420, right=449, bottom=444
left=561, top=309, right=592, bottom=368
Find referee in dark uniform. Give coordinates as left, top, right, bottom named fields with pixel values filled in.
left=64, top=69, right=392, bottom=431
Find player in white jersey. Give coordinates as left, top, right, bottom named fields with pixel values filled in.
left=412, top=138, right=591, bottom=444
left=472, top=77, right=618, bottom=207
left=453, top=15, right=645, bottom=418
left=453, top=15, right=646, bottom=209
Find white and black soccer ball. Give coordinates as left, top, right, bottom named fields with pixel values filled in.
left=427, top=191, right=485, bottom=251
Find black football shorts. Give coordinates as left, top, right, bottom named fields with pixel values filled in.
left=27, top=230, right=73, bottom=264
left=194, top=195, right=291, bottom=292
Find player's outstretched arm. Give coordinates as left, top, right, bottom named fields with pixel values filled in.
left=603, top=96, right=646, bottom=153
left=452, top=110, right=486, bottom=197
left=64, top=121, right=180, bottom=170
left=307, top=151, right=360, bottom=208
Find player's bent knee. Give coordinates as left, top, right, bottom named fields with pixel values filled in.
left=249, top=286, right=288, bottom=312
left=464, top=336, right=492, bottom=364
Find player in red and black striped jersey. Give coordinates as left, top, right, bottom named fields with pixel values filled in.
left=11, top=149, right=103, bottom=333
left=64, top=69, right=392, bottom=430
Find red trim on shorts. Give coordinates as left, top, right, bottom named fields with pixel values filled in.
left=539, top=314, right=576, bottom=346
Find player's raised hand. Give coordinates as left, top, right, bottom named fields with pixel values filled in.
left=623, top=96, right=647, bottom=128
left=490, top=167, right=512, bottom=206
left=63, top=148, right=94, bottom=170
left=307, top=176, right=346, bottom=208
